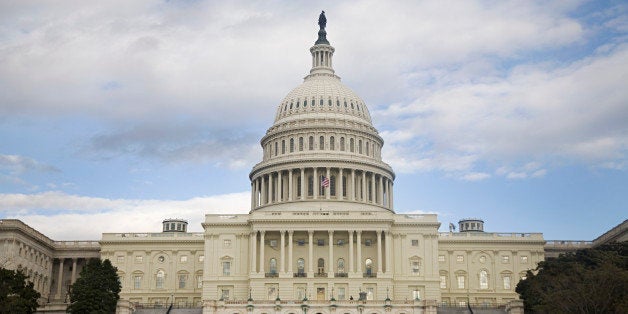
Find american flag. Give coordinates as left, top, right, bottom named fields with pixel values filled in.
left=321, top=176, right=330, bottom=188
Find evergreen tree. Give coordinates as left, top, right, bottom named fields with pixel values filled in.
left=0, top=267, right=41, bottom=314
left=66, top=259, right=121, bottom=314
left=516, top=242, right=628, bottom=313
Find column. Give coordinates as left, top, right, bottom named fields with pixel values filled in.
left=288, top=169, right=293, bottom=201
left=313, top=168, right=318, bottom=199
left=386, top=179, right=391, bottom=208
left=377, top=230, right=383, bottom=274
left=385, top=231, right=392, bottom=273
left=250, top=232, right=257, bottom=273
left=261, top=176, right=266, bottom=205
left=300, top=168, right=305, bottom=200
left=268, top=173, right=273, bottom=204
left=351, top=169, right=356, bottom=201
left=280, top=230, right=286, bottom=273
left=55, top=258, right=64, bottom=299
left=370, top=173, right=376, bottom=204
left=390, top=181, right=394, bottom=210
left=288, top=231, right=294, bottom=274
left=379, top=175, right=384, bottom=205
left=308, top=231, right=314, bottom=275
left=277, top=171, right=282, bottom=202
left=362, top=171, right=366, bottom=202
left=338, top=168, right=344, bottom=199
left=251, top=182, right=255, bottom=209
left=356, top=231, right=362, bottom=274
left=259, top=231, right=265, bottom=275
left=71, top=258, right=77, bottom=285
left=325, top=167, right=331, bottom=199
left=349, top=231, right=354, bottom=274
left=328, top=230, right=334, bottom=278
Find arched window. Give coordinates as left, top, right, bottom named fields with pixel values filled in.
left=319, top=175, right=325, bottom=196
left=282, top=140, right=286, bottom=154
left=178, top=271, right=188, bottom=289
left=290, top=138, right=294, bottom=153
left=307, top=176, right=314, bottom=196
left=330, top=136, right=335, bottom=150
left=156, top=270, right=165, bottom=289
left=299, top=137, right=304, bottom=151
left=340, top=137, right=345, bottom=151
left=410, top=256, right=421, bottom=275
left=274, top=142, right=278, bottom=156
left=317, top=258, right=325, bottom=275
left=269, top=258, right=277, bottom=275
left=297, top=258, right=305, bottom=275
left=358, top=140, right=362, bottom=154
left=342, top=176, right=347, bottom=197
left=319, top=136, right=324, bottom=150
left=366, top=141, right=369, bottom=155
left=297, top=176, right=302, bottom=197
left=337, top=258, right=345, bottom=273
left=479, top=270, right=489, bottom=289
left=330, top=175, right=336, bottom=196
left=309, top=136, right=314, bottom=150
left=350, top=138, right=355, bottom=152
left=365, top=259, right=373, bottom=276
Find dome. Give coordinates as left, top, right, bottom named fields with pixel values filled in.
left=249, top=12, right=395, bottom=214
left=273, top=75, right=373, bottom=125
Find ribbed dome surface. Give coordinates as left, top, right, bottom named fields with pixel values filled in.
left=273, top=75, right=373, bottom=125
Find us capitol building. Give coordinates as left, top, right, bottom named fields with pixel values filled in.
left=1, top=12, right=625, bottom=314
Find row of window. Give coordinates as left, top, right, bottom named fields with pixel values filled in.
left=116, top=254, right=204, bottom=264
left=219, top=285, right=419, bottom=301
left=124, top=271, right=203, bottom=290
left=438, top=254, right=529, bottom=263
left=265, top=135, right=379, bottom=159
left=440, top=271, right=525, bottom=290
left=277, top=97, right=368, bottom=118
left=11, top=241, right=50, bottom=270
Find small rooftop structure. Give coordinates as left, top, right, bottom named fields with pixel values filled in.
left=459, top=218, right=485, bottom=232
left=162, top=218, right=188, bottom=233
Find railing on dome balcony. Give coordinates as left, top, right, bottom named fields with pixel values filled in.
left=265, top=272, right=279, bottom=278
left=294, top=272, right=306, bottom=278
left=314, top=272, right=327, bottom=277
left=363, top=272, right=377, bottom=278
left=335, top=272, right=348, bottom=277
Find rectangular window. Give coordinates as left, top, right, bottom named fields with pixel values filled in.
left=180, top=255, right=188, bottom=263
left=502, top=255, right=510, bottom=263
left=337, top=239, right=344, bottom=246
left=297, top=239, right=305, bottom=246
left=270, top=240, right=277, bottom=247
left=135, top=255, right=143, bottom=263
left=197, top=275, right=203, bottom=288
left=440, top=275, right=447, bottom=289
left=117, top=256, right=124, bottom=263
left=222, top=262, right=231, bottom=276
left=366, top=287, right=374, bottom=300
left=221, top=289, right=230, bottom=300
left=223, top=239, right=232, bottom=248
left=365, top=239, right=372, bottom=246
left=412, top=261, right=420, bottom=274
left=521, top=256, right=528, bottom=263
left=438, top=255, right=445, bottom=262
left=412, top=289, right=420, bottom=300
left=133, top=276, right=141, bottom=289
left=198, top=255, right=204, bottom=262
left=338, top=287, right=346, bottom=300
left=317, top=239, right=324, bottom=246
left=178, top=274, right=187, bottom=289
left=296, top=287, right=306, bottom=300
left=456, top=255, right=464, bottom=262
left=457, top=275, right=465, bottom=289
left=411, top=239, right=419, bottom=246
left=503, top=276, right=511, bottom=290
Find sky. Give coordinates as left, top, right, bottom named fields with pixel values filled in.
left=0, top=0, right=626, bottom=241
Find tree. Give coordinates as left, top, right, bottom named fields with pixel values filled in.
left=516, top=242, right=628, bottom=313
left=0, top=267, right=41, bottom=314
left=67, top=259, right=121, bottom=314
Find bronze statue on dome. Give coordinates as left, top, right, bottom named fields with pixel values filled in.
left=318, top=11, right=327, bottom=30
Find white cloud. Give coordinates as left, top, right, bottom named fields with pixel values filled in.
left=0, top=191, right=250, bottom=240
left=461, top=172, right=491, bottom=181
